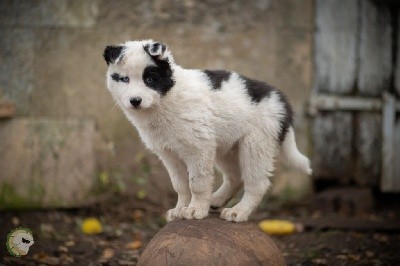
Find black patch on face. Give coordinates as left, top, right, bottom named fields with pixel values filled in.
left=276, top=91, right=293, bottom=143
left=142, top=44, right=174, bottom=96
left=103, top=45, right=124, bottom=65
left=22, top=238, right=30, bottom=244
left=142, top=64, right=174, bottom=96
left=240, top=75, right=273, bottom=103
left=111, top=73, right=129, bottom=83
left=120, top=76, right=130, bottom=83
left=111, top=73, right=120, bottom=82
left=203, top=70, right=232, bottom=90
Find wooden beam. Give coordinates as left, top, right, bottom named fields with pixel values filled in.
left=381, top=92, right=396, bottom=192
left=396, top=9, right=400, bottom=95
left=0, top=102, right=16, bottom=118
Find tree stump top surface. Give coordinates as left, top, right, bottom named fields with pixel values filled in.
left=138, top=216, right=285, bottom=266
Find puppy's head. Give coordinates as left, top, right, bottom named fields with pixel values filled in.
left=103, top=40, right=175, bottom=110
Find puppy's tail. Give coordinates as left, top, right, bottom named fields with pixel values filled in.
left=281, top=126, right=312, bottom=175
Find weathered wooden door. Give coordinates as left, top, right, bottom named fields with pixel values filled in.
left=310, top=0, right=400, bottom=192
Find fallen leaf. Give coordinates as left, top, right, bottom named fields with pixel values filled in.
left=348, top=254, right=361, bottom=261
left=12, top=217, right=19, bottom=226
left=58, top=245, right=68, bottom=253
left=33, top=252, right=60, bottom=265
left=118, top=260, right=136, bottom=265
left=125, top=240, right=142, bottom=250
left=366, top=251, right=374, bottom=258
left=60, top=253, right=74, bottom=264
left=312, top=258, right=327, bottom=265
left=133, top=209, right=144, bottom=223
left=133, top=231, right=143, bottom=241
left=336, top=255, right=347, bottom=260
left=65, top=240, right=75, bottom=247
left=136, top=190, right=147, bottom=200
left=33, top=251, right=49, bottom=260
left=40, top=223, right=55, bottom=233
left=99, top=248, right=115, bottom=262
left=373, top=234, right=389, bottom=242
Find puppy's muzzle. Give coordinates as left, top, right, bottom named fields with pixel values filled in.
left=130, top=97, right=142, bottom=108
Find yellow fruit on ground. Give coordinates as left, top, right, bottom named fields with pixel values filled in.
left=258, top=220, right=298, bottom=235
left=81, top=218, right=103, bottom=235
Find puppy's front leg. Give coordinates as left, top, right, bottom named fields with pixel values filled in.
left=180, top=151, right=215, bottom=220
left=159, top=150, right=191, bottom=222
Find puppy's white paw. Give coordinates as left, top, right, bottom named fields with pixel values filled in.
left=166, top=207, right=184, bottom=222
left=179, top=206, right=209, bottom=220
left=220, top=208, right=250, bottom=222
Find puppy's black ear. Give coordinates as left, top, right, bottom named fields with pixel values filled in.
left=143, top=41, right=168, bottom=61
left=103, top=45, right=124, bottom=65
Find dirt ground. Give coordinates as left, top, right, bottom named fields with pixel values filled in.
left=1, top=194, right=399, bottom=265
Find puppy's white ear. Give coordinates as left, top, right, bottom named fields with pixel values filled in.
left=103, top=45, right=124, bottom=65
left=143, top=41, right=172, bottom=62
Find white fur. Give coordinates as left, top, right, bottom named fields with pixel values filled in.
left=105, top=40, right=311, bottom=222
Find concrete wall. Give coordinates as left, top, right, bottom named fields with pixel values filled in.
left=0, top=0, right=314, bottom=208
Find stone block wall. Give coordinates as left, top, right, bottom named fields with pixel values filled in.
left=0, top=0, right=314, bottom=209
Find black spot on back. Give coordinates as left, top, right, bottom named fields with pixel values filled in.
left=240, top=74, right=292, bottom=143
left=276, top=91, right=293, bottom=143
left=203, top=70, right=232, bottom=90
left=240, top=75, right=273, bottom=103
left=103, top=45, right=124, bottom=65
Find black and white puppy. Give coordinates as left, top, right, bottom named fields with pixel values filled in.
left=103, top=40, right=311, bottom=222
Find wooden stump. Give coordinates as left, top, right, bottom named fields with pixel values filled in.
left=138, top=216, right=285, bottom=266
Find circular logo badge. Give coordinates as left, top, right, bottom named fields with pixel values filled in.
left=6, top=227, right=34, bottom=257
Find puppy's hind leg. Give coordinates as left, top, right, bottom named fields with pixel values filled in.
left=220, top=131, right=278, bottom=222
left=159, top=150, right=191, bottom=222
left=211, top=147, right=242, bottom=209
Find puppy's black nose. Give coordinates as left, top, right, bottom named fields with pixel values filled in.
left=130, top=97, right=142, bottom=108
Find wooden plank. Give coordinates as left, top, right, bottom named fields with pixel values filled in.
left=312, top=112, right=353, bottom=182
left=394, top=120, right=400, bottom=190
left=396, top=9, right=400, bottom=95
left=308, top=95, right=382, bottom=115
left=314, top=0, right=358, bottom=95
left=358, top=0, right=392, bottom=97
left=313, top=0, right=357, bottom=182
left=354, top=113, right=381, bottom=186
left=300, top=217, right=400, bottom=232
left=381, top=93, right=396, bottom=192
left=0, top=102, right=16, bottom=118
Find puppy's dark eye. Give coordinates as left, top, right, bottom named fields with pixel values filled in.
left=145, top=77, right=154, bottom=84
left=120, top=76, right=130, bottom=83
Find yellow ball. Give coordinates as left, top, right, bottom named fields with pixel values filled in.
left=81, top=218, right=103, bottom=235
